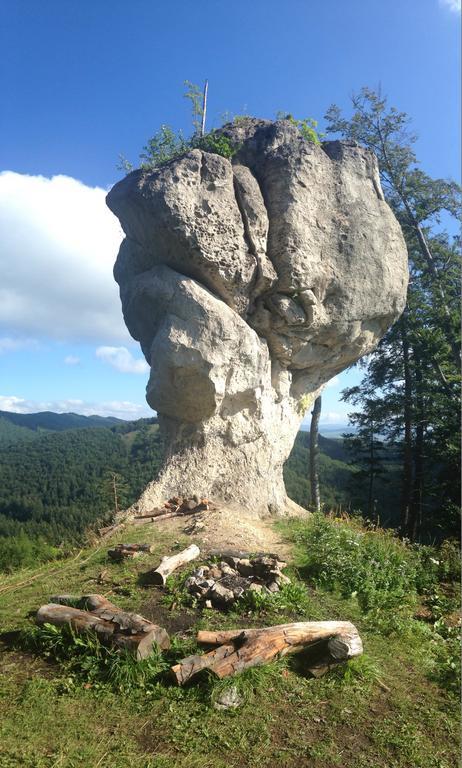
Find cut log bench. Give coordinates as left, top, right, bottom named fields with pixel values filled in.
left=36, top=595, right=363, bottom=680
left=171, top=621, right=363, bottom=685
left=36, top=594, right=170, bottom=660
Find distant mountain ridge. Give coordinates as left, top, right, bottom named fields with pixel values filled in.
left=0, top=410, right=150, bottom=449
left=0, top=410, right=125, bottom=432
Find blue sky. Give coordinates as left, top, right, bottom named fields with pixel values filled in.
left=0, top=0, right=460, bottom=425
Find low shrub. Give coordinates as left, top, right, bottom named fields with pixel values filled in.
left=235, top=579, right=312, bottom=617
left=287, top=514, right=427, bottom=615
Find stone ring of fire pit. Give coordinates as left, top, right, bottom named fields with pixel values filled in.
left=184, top=554, right=290, bottom=609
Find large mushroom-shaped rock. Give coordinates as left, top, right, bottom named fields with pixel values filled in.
left=106, top=118, right=408, bottom=517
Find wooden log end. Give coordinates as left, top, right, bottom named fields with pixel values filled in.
left=146, top=571, right=166, bottom=587
left=134, top=626, right=171, bottom=659
left=328, top=631, right=363, bottom=660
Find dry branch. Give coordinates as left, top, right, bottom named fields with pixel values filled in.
left=172, top=621, right=362, bottom=685
left=98, top=522, right=125, bottom=539
left=145, top=544, right=200, bottom=586
left=37, top=593, right=170, bottom=660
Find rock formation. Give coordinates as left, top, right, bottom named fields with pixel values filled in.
left=106, top=118, right=408, bottom=517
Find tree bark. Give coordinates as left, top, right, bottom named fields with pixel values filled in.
left=145, top=544, right=200, bottom=586
left=171, top=621, right=362, bottom=685
left=367, top=424, right=375, bottom=520
left=409, top=348, right=425, bottom=540
left=37, top=594, right=170, bottom=660
left=200, top=80, right=208, bottom=137
left=310, top=396, right=322, bottom=512
left=404, top=207, right=460, bottom=368
left=399, top=316, right=413, bottom=534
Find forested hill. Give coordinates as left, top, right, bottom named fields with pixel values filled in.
left=0, top=410, right=127, bottom=446
left=0, top=412, right=395, bottom=572
left=0, top=411, right=455, bottom=571
left=0, top=416, right=161, bottom=552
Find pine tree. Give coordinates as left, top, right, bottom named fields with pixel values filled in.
left=326, top=88, right=461, bottom=540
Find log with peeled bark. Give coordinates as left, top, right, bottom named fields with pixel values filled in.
left=171, top=621, right=362, bottom=685
left=144, top=544, right=200, bottom=586
left=36, top=593, right=170, bottom=660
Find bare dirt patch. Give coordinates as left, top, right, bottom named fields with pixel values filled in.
left=129, top=498, right=307, bottom=561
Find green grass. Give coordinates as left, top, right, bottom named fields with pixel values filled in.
left=0, top=515, right=459, bottom=767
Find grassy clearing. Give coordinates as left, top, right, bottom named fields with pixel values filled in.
left=0, top=514, right=459, bottom=767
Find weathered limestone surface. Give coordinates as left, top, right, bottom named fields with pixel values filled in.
left=106, top=118, right=408, bottom=516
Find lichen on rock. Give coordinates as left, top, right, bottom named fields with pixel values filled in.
left=106, top=118, right=408, bottom=517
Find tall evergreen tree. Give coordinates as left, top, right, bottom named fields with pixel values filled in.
left=325, top=88, right=461, bottom=540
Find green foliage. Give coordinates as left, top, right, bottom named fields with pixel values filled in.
left=193, top=131, right=236, bottom=159
left=0, top=415, right=40, bottom=447
left=138, top=126, right=237, bottom=170
left=283, top=514, right=460, bottom=693
left=183, top=79, right=204, bottom=135
left=22, top=622, right=168, bottom=694
left=234, top=579, right=311, bottom=617
left=21, top=622, right=203, bottom=696
left=332, top=652, right=382, bottom=689
left=0, top=533, right=59, bottom=572
left=0, top=419, right=164, bottom=571
left=342, top=395, right=391, bottom=521
left=139, top=124, right=189, bottom=169
left=437, top=539, right=461, bottom=582
left=276, top=112, right=324, bottom=143
left=428, top=619, right=461, bottom=694
left=288, top=514, right=436, bottom=615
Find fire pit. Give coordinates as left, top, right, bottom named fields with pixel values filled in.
left=184, top=553, right=290, bottom=609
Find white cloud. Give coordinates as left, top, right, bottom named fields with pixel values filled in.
left=64, top=355, right=81, bottom=366
left=0, top=336, right=37, bottom=353
left=96, top=346, right=149, bottom=374
left=439, top=0, right=461, bottom=11
left=0, top=171, right=127, bottom=343
left=0, top=394, right=152, bottom=421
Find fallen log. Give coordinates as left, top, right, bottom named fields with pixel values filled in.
left=133, top=510, right=184, bottom=524
left=37, top=593, right=170, bottom=660
left=133, top=497, right=210, bottom=524
left=108, top=543, right=153, bottom=561
left=98, top=522, right=125, bottom=539
left=133, top=509, right=169, bottom=520
left=145, top=544, right=200, bottom=586
left=172, top=621, right=362, bottom=685
left=133, top=510, right=191, bottom=525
